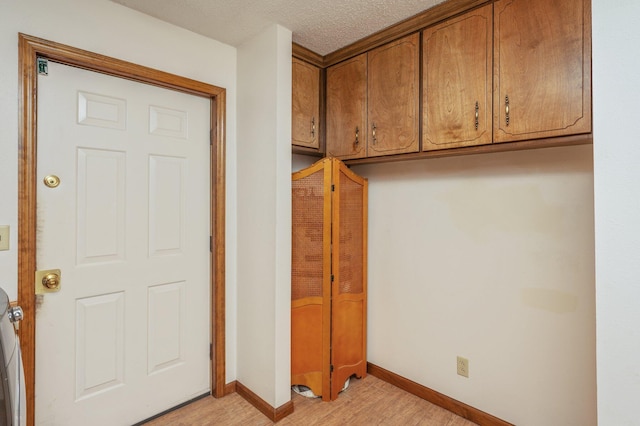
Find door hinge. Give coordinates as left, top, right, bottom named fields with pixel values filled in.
left=210, top=343, right=213, bottom=361
left=210, top=128, right=214, bottom=146
left=331, top=184, right=335, bottom=192
left=331, top=274, right=334, bottom=282
left=37, top=58, right=49, bottom=76
left=210, top=236, right=213, bottom=252
left=330, top=364, right=334, bottom=373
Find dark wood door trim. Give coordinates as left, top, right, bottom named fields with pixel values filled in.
left=18, top=33, right=227, bottom=426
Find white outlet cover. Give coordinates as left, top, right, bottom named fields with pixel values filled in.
left=457, top=356, right=469, bottom=378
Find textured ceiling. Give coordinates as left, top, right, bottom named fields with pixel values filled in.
left=111, top=0, right=446, bottom=56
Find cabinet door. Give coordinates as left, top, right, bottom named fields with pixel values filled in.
left=494, top=0, right=591, bottom=143
left=422, top=5, right=492, bottom=150
left=292, top=58, right=320, bottom=148
left=368, top=33, right=420, bottom=157
left=326, top=54, right=367, bottom=159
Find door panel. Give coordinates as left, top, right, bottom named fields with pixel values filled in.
left=75, top=292, right=125, bottom=400
left=147, top=281, right=185, bottom=374
left=149, top=156, right=186, bottom=256
left=76, top=149, right=126, bottom=264
left=36, top=61, right=210, bottom=425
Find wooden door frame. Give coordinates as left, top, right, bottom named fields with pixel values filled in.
left=17, top=33, right=227, bottom=426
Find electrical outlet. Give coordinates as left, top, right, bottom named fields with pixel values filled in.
left=457, top=356, right=469, bottom=378
left=0, top=226, right=9, bottom=251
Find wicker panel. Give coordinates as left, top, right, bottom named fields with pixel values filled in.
left=292, top=169, right=325, bottom=300
left=338, top=169, right=363, bottom=295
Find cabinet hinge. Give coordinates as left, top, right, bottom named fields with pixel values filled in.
left=331, top=184, right=335, bottom=192
left=330, top=364, right=334, bottom=373
left=331, top=274, right=334, bottom=282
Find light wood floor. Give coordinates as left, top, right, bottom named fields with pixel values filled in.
left=144, top=375, right=477, bottom=425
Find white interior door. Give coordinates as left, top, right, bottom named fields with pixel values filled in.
left=35, top=61, right=211, bottom=425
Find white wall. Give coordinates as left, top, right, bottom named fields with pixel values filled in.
left=593, top=1, right=640, bottom=424
left=0, top=0, right=239, bottom=381
left=236, top=24, right=292, bottom=408
left=353, top=145, right=596, bottom=425
left=292, top=154, right=318, bottom=172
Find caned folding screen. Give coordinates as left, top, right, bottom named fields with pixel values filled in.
left=291, top=157, right=368, bottom=401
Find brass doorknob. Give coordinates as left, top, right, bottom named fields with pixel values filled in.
left=42, top=273, right=60, bottom=290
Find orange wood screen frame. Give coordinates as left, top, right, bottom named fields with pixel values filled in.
left=291, top=158, right=367, bottom=401
left=17, top=33, right=227, bottom=426
left=291, top=158, right=332, bottom=399
left=330, top=159, right=368, bottom=398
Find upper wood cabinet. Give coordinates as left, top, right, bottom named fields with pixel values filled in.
left=368, top=34, right=420, bottom=157
left=326, top=54, right=367, bottom=159
left=422, top=5, right=493, bottom=151
left=326, top=33, right=420, bottom=159
left=493, top=0, right=592, bottom=143
left=297, top=0, right=592, bottom=162
left=292, top=57, right=321, bottom=149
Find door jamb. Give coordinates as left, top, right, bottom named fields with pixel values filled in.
left=17, top=33, right=227, bottom=426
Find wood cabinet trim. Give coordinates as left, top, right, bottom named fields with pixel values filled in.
left=323, top=0, right=491, bottom=67
left=293, top=42, right=324, bottom=67
left=343, top=133, right=592, bottom=166
left=292, top=145, right=325, bottom=156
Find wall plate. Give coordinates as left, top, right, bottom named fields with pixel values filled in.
left=0, top=226, right=9, bottom=251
